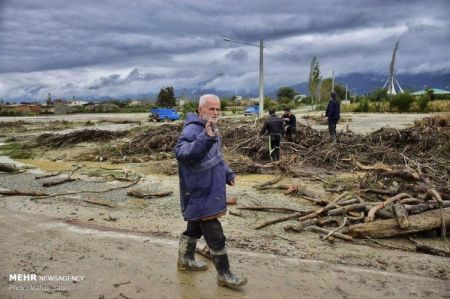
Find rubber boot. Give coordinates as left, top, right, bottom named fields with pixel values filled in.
left=211, top=250, right=247, bottom=289
left=331, top=133, right=337, bottom=144
left=177, top=234, right=208, bottom=271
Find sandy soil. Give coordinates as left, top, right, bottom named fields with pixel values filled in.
left=0, top=113, right=449, bottom=298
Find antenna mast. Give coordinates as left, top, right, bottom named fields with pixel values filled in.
left=383, top=41, right=403, bottom=95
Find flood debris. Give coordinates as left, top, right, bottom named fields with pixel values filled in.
left=127, top=189, right=173, bottom=199
left=83, top=198, right=117, bottom=208
left=0, top=189, right=49, bottom=196
left=32, top=129, right=126, bottom=148
left=0, top=163, right=19, bottom=173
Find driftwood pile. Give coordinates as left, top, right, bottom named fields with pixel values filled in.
left=32, top=129, right=127, bottom=148
left=241, top=160, right=450, bottom=249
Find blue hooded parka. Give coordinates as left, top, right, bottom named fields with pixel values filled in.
left=174, top=113, right=235, bottom=221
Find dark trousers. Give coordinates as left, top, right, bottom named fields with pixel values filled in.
left=328, top=120, right=337, bottom=141
left=183, top=218, right=226, bottom=251
left=285, top=126, right=297, bottom=142
left=269, top=134, right=281, bottom=161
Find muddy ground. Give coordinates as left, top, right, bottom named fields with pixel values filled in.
left=0, top=112, right=449, bottom=299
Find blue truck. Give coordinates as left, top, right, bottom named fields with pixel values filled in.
left=149, top=108, right=181, bottom=122
left=244, top=105, right=259, bottom=116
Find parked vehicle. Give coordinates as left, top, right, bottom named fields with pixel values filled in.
left=149, top=108, right=181, bottom=122
left=244, top=105, right=259, bottom=116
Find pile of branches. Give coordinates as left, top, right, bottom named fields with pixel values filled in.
left=243, top=162, right=450, bottom=250
left=32, top=129, right=127, bottom=148
left=117, top=123, right=182, bottom=156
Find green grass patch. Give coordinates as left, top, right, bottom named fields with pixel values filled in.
left=0, top=142, right=34, bottom=159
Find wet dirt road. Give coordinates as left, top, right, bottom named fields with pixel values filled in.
left=1, top=208, right=448, bottom=299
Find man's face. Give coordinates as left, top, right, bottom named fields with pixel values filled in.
left=198, top=97, right=221, bottom=121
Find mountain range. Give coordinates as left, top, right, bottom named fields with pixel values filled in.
left=176, top=72, right=450, bottom=100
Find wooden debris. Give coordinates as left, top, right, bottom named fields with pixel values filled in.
left=35, top=172, right=61, bottom=179
left=127, top=189, right=172, bottom=199
left=0, top=163, right=18, bottom=173
left=306, top=226, right=353, bottom=242
left=253, top=175, right=282, bottom=189
left=83, top=198, right=116, bottom=208
left=409, top=238, right=450, bottom=258
left=0, top=190, right=48, bottom=196
left=346, top=207, right=450, bottom=238
left=31, top=177, right=141, bottom=200
left=42, top=178, right=77, bottom=187
left=392, top=203, right=410, bottom=229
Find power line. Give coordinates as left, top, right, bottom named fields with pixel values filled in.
left=263, top=44, right=310, bottom=67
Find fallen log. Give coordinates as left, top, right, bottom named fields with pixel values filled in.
left=42, top=177, right=77, bottom=187
left=366, top=193, right=411, bottom=222
left=284, top=219, right=319, bottom=232
left=409, top=238, right=450, bottom=258
left=238, top=206, right=305, bottom=213
left=0, top=190, right=48, bottom=196
left=35, top=172, right=61, bottom=179
left=83, top=198, right=116, bottom=208
left=327, top=203, right=368, bottom=216
left=127, top=190, right=173, bottom=199
left=346, top=207, right=450, bottom=238
left=253, top=175, right=282, bottom=189
left=405, top=201, right=450, bottom=214
left=392, top=203, right=410, bottom=229
left=0, top=163, right=18, bottom=173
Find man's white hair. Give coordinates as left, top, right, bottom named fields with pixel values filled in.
left=199, top=94, right=220, bottom=107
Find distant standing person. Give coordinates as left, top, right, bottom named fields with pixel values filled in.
left=325, top=91, right=340, bottom=143
left=174, top=94, right=247, bottom=289
left=282, top=108, right=297, bottom=142
left=260, top=108, right=284, bottom=161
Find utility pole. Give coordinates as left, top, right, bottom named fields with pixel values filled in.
left=345, top=84, right=348, bottom=101
left=224, top=37, right=264, bottom=117
left=331, top=71, right=335, bottom=92
left=259, top=38, right=264, bottom=117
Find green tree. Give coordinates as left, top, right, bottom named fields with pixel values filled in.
left=308, top=56, right=321, bottom=105
left=334, top=84, right=347, bottom=101
left=425, top=89, right=436, bottom=101
left=156, top=86, right=176, bottom=107
left=318, top=78, right=332, bottom=102
left=276, top=86, right=298, bottom=102
left=221, top=99, right=229, bottom=111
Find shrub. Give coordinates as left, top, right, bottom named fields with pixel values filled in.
left=415, top=95, right=430, bottom=112
left=355, top=98, right=369, bottom=112
left=390, top=93, right=414, bottom=112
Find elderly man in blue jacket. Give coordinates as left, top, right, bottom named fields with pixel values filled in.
left=174, top=94, right=247, bottom=289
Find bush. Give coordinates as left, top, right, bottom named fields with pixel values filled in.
left=390, top=93, right=414, bottom=112
left=355, top=98, right=369, bottom=112
left=415, top=95, right=430, bottom=112
left=181, top=102, right=198, bottom=118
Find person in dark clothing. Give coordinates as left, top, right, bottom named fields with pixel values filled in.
left=282, top=108, right=297, bottom=142
left=175, top=94, right=247, bottom=289
left=325, top=91, right=340, bottom=143
left=260, top=108, right=284, bottom=161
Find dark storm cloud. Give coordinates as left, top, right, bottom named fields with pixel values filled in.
left=0, top=0, right=449, bottom=99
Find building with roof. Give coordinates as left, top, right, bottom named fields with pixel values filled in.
left=411, top=88, right=450, bottom=96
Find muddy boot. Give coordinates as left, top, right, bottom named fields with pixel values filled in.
left=211, top=249, right=247, bottom=289
left=331, top=134, right=337, bottom=143
left=177, top=234, right=208, bottom=271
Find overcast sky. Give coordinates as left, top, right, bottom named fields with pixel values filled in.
left=1, top=0, right=449, bottom=100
